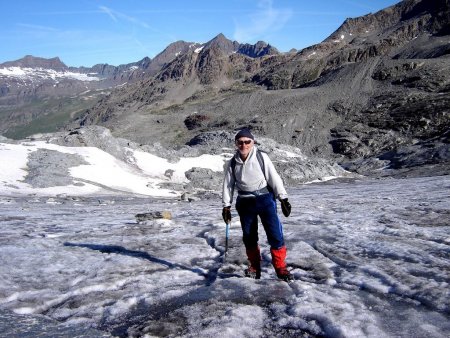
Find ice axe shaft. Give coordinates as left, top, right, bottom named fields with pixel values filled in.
left=224, top=222, right=230, bottom=261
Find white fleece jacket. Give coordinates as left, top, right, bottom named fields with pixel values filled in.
left=222, top=146, right=288, bottom=207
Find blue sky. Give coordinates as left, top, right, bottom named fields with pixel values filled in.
left=1, top=0, right=400, bottom=67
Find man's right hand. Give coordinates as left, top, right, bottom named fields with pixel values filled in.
left=222, top=206, right=231, bottom=223
left=280, top=198, right=291, bottom=217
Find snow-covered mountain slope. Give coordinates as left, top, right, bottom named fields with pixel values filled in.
left=0, top=66, right=101, bottom=84
left=0, top=140, right=226, bottom=197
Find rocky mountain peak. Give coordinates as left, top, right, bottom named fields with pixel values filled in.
left=145, top=40, right=200, bottom=76
left=201, top=34, right=279, bottom=58
left=0, top=55, right=68, bottom=70
left=134, top=56, right=152, bottom=68
left=160, top=40, right=198, bottom=57
left=238, top=41, right=279, bottom=57
left=203, top=33, right=240, bottom=54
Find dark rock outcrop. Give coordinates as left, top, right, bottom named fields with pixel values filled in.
left=238, top=41, right=279, bottom=58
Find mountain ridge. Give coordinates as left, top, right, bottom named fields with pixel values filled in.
left=71, top=0, right=449, bottom=177
left=0, top=55, right=68, bottom=69
left=0, top=36, right=278, bottom=139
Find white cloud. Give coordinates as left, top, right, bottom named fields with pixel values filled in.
left=233, top=0, right=292, bottom=43
left=16, top=23, right=59, bottom=32
left=98, top=6, right=118, bottom=22
left=98, top=6, right=150, bottom=29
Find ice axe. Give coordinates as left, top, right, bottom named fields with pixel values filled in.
left=223, top=222, right=230, bottom=262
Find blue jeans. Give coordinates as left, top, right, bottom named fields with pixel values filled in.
left=236, top=192, right=285, bottom=249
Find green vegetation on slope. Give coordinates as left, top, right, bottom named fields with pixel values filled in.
left=1, top=90, right=107, bottom=139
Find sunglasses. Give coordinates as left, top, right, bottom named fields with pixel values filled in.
left=236, top=140, right=252, bottom=146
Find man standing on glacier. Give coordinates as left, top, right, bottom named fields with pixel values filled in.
left=222, top=128, right=293, bottom=281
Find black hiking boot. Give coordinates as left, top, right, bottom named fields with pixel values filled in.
left=244, top=267, right=261, bottom=279
left=276, top=268, right=294, bottom=282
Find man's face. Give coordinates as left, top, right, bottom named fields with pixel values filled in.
left=235, top=137, right=254, bottom=157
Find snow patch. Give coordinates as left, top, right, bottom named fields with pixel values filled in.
left=194, top=46, right=204, bottom=53
left=0, top=67, right=100, bottom=81
left=0, top=141, right=227, bottom=197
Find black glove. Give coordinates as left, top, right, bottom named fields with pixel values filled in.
left=222, top=207, right=231, bottom=223
left=280, top=198, right=291, bottom=217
